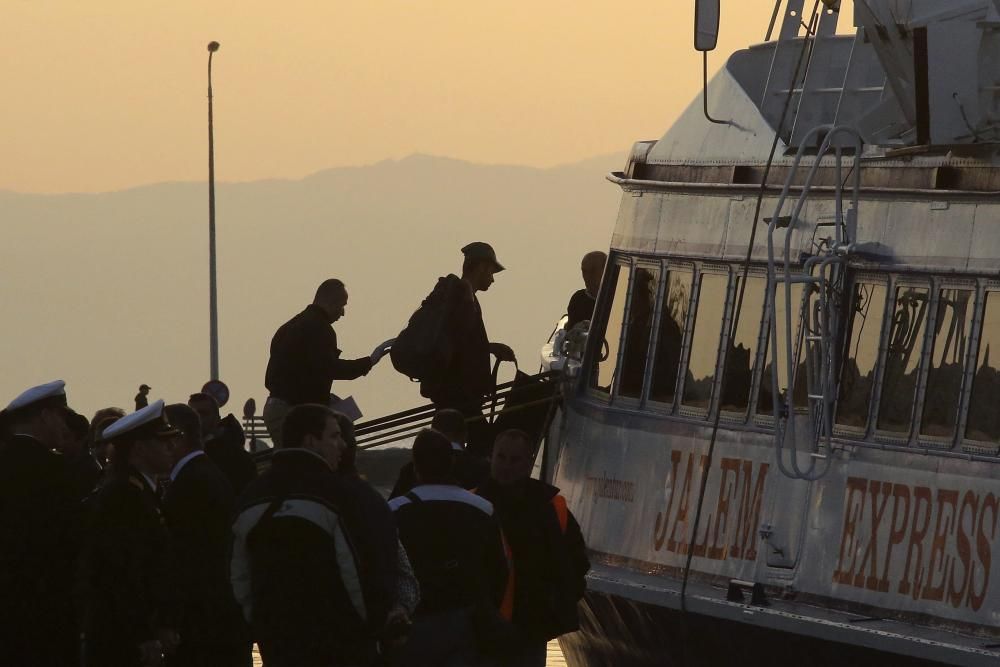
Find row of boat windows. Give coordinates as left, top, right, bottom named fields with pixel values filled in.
left=586, top=257, right=1000, bottom=449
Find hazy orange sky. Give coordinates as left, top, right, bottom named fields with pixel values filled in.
left=0, top=1, right=854, bottom=194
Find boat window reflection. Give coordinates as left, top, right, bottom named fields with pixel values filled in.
left=758, top=283, right=804, bottom=416
left=719, top=274, right=765, bottom=416
left=649, top=268, right=693, bottom=405
left=965, top=292, right=1000, bottom=444
left=921, top=288, right=973, bottom=439
left=877, top=285, right=929, bottom=434
left=835, top=282, right=887, bottom=430
left=591, top=264, right=630, bottom=395
left=682, top=273, right=728, bottom=411
left=619, top=267, right=660, bottom=399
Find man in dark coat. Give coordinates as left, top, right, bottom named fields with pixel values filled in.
left=419, top=243, right=516, bottom=456
left=135, top=383, right=151, bottom=411
left=263, top=278, right=389, bottom=446
left=477, top=429, right=590, bottom=667
left=389, top=429, right=512, bottom=667
left=0, top=380, right=80, bottom=667
left=188, top=392, right=257, bottom=496
left=231, top=404, right=376, bottom=667
left=389, top=408, right=486, bottom=497
left=77, top=400, right=180, bottom=667
left=163, top=403, right=251, bottom=667
left=62, top=409, right=105, bottom=501
left=565, top=250, right=607, bottom=330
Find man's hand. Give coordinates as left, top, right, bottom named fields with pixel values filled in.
left=370, top=338, right=396, bottom=365
left=489, top=342, right=517, bottom=363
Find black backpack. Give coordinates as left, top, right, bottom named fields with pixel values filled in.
left=390, top=276, right=462, bottom=382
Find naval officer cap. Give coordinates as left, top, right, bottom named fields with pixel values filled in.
left=462, top=242, right=505, bottom=272
left=101, top=399, right=181, bottom=442
left=3, top=380, right=69, bottom=415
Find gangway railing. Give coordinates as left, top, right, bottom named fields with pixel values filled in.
left=244, top=370, right=561, bottom=456
left=766, top=123, right=862, bottom=481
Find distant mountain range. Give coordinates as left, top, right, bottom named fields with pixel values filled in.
left=0, top=152, right=625, bottom=422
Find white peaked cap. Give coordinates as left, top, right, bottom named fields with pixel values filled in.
left=101, top=399, right=180, bottom=441
left=4, top=380, right=67, bottom=412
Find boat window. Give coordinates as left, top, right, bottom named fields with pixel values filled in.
left=877, top=285, right=930, bottom=434
left=590, top=263, right=630, bottom=395
left=719, top=274, right=766, bottom=416
left=682, top=272, right=728, bottom=410
left=921, top=288, right=974, bottom=439
left=835, top=282, right=887, bottom=429
left=757, top=283, right=804, bottom=416
left=649, top=268, right=693, bottom=404
left=965, top=292, right=1000, bottom=444
left=619, top=266, right=660, bottom=399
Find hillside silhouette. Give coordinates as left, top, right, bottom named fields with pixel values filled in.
left=0, top=153, right=623, bottom=420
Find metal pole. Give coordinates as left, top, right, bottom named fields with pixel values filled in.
left=207, top=41, right=220, bottom=381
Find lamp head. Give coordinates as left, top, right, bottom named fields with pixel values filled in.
left=208, top=41, right=220, bottom=53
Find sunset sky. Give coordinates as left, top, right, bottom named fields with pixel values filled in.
left=0, top=1, right=853, bottom=194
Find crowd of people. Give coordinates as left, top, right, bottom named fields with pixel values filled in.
left=0, top=242, right=603, bottom=667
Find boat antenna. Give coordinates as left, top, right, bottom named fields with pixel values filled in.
left=679, top=0, right=822, bottom=613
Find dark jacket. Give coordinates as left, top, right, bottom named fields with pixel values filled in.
left=162, top=453, right=248, bottom=658
left=231, top=449, right=372, bottom=667
left=204, top=414, right=257, bottom=496
left=419, top=275, right=493, bottom=408
left=330, top=473, right=399, bottom=632
left=477, top=477, right=589, bottom=642
left=77, top=468, right=176, bottom=667
left=566, top=288, right=596, bottom=330
left=389, top=484, right=509, bottom=615
left=0, top=435, right=78, bottom=667
left=68, top=449, right=104, bottom=502
left=265, top=304, right=373, bottom=406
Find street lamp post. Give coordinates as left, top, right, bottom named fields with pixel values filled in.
left=207, top=40, right=220, bottom=381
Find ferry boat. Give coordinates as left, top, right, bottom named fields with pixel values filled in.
left=540, top=1, right=1000, bottom=665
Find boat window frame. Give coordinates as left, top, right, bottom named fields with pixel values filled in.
left=871, top=274, right=934, bottom=444
left=677, top=263, right=733, bottom=419
left=719, top=266, right=770, bottom=425
left=832, top=271, right=892, bottom=439
left=915, top=278, right=978, bottom=450
left=614, top=258, right=664, bottom=408
left=643, top=258, right=698, bottom=413
left=752, top=268, right=809, bottom=428
left=960, top=279, right=1000, bottom=455
left=581, top=254, right=633, bottom=403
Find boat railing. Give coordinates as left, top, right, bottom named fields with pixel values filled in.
left=766, top=123, right=862, bottom=481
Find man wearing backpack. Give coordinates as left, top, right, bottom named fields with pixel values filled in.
left=477, top=429, right=590, bottom=667
left=398, top=242, right=515, bottom=456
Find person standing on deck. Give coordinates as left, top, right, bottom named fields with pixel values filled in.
left=0, top=380, right=81, bottom=667
left=478, top=429, right=590, bottom=667
left=419, top=242, right=516, bottom=456
left=263, top=278, right=390, bottom=447
left=135, top=384, right=151, bottom=411
left=564, top=250, right=607, bottom=330
left=162, top=403, right=251, bottom=667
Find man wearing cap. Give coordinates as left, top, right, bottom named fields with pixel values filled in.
left=263, top=278, right=390, bottom=447
left=77, top=400, right=181, bottom=667
left=136, top=383, right=152, bottom=411
left=188, top=392, right=257, bottom=496
left=418, top=242, right=516, bottom=456
left=0, top=380, right=80, bottom=667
